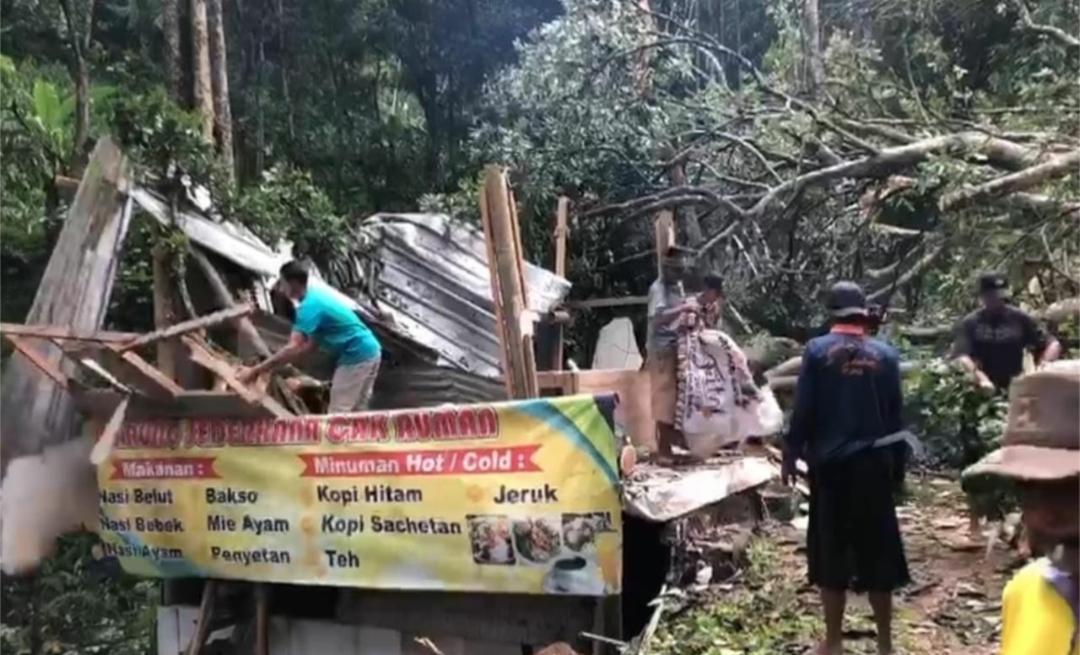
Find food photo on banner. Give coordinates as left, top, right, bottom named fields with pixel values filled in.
left=92, top=393, right=624, bottom=596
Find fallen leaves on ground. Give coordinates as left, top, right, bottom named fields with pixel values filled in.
left=651, top=478, right=1014, bottom=655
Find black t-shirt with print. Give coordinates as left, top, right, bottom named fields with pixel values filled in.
left=951, top=306, right=1050, bottom=390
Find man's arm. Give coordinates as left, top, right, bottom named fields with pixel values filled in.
left=950, top=318, right=994, bottom=389
left=882, top=349, right=904, bottom=434
left=1021, top=313, right=1061, bottom=366
left=647, top=283, right=691, bottom=328
left=241, top=301, right=319, bottom=381
left=784, top=350, right=816, bottom=462
left=246, top=330, right=314, bottom=378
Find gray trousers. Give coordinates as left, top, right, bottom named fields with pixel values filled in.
left=327, top=356, right=381, bottom=414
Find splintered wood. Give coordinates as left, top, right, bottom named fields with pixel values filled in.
left=0, top=303, right=284, bottom=440
left=0, top=137, right=133, bottom=466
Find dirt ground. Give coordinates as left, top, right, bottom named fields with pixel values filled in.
left=653, top=476, right=1017, bottom=655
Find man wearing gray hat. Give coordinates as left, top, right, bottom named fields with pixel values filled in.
left=784, top=281, right=910, bottom=655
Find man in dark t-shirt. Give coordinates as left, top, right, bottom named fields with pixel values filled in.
left=951, top=272, right=1061, bottom=392
left=951, top=272, right=1061, bottom=542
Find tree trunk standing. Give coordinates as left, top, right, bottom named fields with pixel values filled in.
left=801, top=0, right=825, bottom=97
left=207, top=0, right=235, bottom=177
left=163, top=0, right=183, bottom=101
left=190, top=0, right=215, bottom=143
left=57, top=0, right=95, bottom=171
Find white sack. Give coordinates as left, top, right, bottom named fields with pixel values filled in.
left=1, top=435, right=99, bottom=574
left=677, top=329, right=784, bottom=460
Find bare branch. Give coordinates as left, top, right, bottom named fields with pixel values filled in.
left=1011, top=0, right=1080, bottom=50
left=939, top=150, right=1080, bottom=212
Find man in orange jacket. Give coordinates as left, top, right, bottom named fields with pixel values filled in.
left=962, top=362, right=1079, bottom=655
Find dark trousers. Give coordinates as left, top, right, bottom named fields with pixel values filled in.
left=807, top=448, right=910, bottom=592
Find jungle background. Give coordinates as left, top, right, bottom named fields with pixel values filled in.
left=0, top=0, right=1077, bottom=651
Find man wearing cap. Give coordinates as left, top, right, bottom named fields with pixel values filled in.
left=646, top=246, right=699, bottom=462
left=951, top=272, right=1061, bottom=541
left=962, top=363, right=1080, bottom=655
left=952, top=272, right=1061, bottom=393
left=784, top=281, right=910, bottom=655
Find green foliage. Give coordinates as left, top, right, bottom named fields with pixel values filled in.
left=653, top=539, right=821, bottom=654
left=225, top=165, right=351, bottom=264
left=108, top=88, right=228, bottom=186
left=1, top=536, right=158, bottom=655
left=904, top=356, right=1009, bottom=469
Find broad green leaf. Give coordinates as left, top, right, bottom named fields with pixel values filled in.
left=31, top=79, right=64, bottom=132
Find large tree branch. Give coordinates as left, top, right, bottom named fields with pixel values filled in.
left=1011, top=0, right=1080, bottom=50
left=939, top=150, right=1080, bottom=212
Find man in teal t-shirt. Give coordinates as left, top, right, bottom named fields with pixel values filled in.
left=238, top=260, right=382, bottom=413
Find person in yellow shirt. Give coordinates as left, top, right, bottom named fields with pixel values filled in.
left=962, top=362, right=1079, bottom=655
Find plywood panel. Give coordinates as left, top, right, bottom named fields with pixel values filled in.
left=156, top=606, right=182, bottom=655
left=538, top=369, right=656, bottom=452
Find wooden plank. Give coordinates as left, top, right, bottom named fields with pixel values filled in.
left=183, top=337, right=291, bottom=418
left=564, top=296, right=648, bottom=310
left=184, top=580, right=218, bottom=655
left=554, top=196, right=569, bottom=278
left=482, top=167, right=538, bottom=399
left=151, top=242, right=180, bottom=378
left=119, top=304, right=254, bottom=352
left=255, top=584, right=270, bottom=655
left=90, top=394, right=129, bottom=465
left=507, top=187, right=539, bottom=397
left=2, top=136, right=133, bottom=465
left=102, top=347, right=185, bottom=397
left=655, top=209, right=675, bottom=276
left=6, top=335, right=70, bottom=389
left=0, top=323, right=138, bottom=342
left=552, top=197, right=569, bottom=372
left=478, top=175, right=515, bottom=399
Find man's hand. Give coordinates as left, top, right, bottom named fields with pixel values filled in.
left=236, top=367, right=258, bottom=385
left=781, top=454, right=799, bottom=487
left=974, top=371, right=995, bottom=394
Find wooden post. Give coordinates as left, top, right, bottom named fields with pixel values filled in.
left=480, top=166, right=538, bottom=399
left=152, top=243, right=179, bottom=379
left=478, top=182, right=515, bottom=398
left=184, top=580, right=217, bottom=655
left=551, top=197, right=569, bottom=371
left=654, top=209, right=675, bottom=276
left=254, top=583, right=270, bottom=655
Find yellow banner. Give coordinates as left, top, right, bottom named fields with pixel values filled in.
left=95, top=394, right=623, bottom=596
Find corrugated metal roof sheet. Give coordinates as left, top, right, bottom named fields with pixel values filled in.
left=324, top=213, right=570, bottom=380
left=132, top=191, right=570, bottom=381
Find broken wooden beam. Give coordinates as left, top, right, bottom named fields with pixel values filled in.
left=0, top=324, right=138, bottom=343
left=100, top=348, right=185, bottom=397
left=563, top=296, right=649, bottom=310
left=5, top=336, right=72, bottom=390
left=89, top=395, right=130, bottom=465
left=182, top=337, right=291, bottom=418
left=118, top=304, right=254, bottom=352
left=1, top=136, right=133, bottom=464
